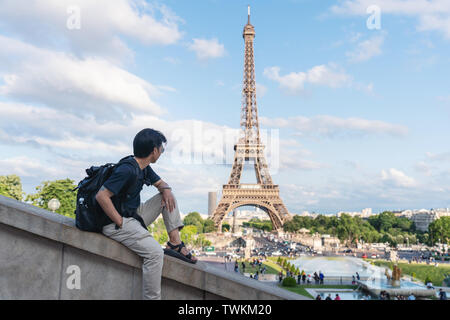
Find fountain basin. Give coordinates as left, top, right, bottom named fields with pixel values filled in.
left=358, top=279, right=435, bottom=298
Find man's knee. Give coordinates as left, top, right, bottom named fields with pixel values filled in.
left=145, top=241, right=164, bottom=259
left=145, top=247, right=164, bottom=266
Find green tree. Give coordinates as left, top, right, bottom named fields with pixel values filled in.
left=290, top=264, right=296, bottom=274
left=0, top=175, right=24, bottom=201
left=396, top=217, right=415, bottom=232
left=180, top=225, right=198, bottom=246
left=381, top=233, right=398, bottom=247
left=202, top=219, right=216, bottom=233
left=243, top=218, right=273, bottom=231
left=26, top=179, right=77, bottom=218
left=183, top=211, right=204, bottom=231
left=428, top=217, right=450, bottom=245
left=282, top=277, right=296, bottom=287
left=283, top=219, right=299, bottom=233
left=286, top=262, right=291, bottom=271
left=193, top=234, right=211, bottom=248
left=336, top=214, right=360, bottom=244
left=379, top=211, right=396, bottom=231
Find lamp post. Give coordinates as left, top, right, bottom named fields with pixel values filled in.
left=48, top=198, right=60, bottom=213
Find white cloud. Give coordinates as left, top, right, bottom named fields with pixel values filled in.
left=381, top=168, right=417, bottom=188
left=0, top=0, right=183, bottom=60
left=0, top=101, right=237, bottom=165
left=330, top=0, right=450, bottom=39
left=188, top=38, right=226, bottom=60
left=0, top=35, right=165, bottom=119
left=260, top=115, right=408, bottom=138
left=437, top=95, right=450, bottom=104
left=263, top=64, right=352, bottom=95
left=426, top=151, right=450, bottom=161
left=346, top=34, right=385, bottom=62
left=414, top=161, right=433, bottom=176
left=155, top=165, right=222, bottom=197
left=276, top=139, right=322, bottom=171
left=0, top=156, right=67, bottom=178
left=283, top=184, right=320, bottom=207
left=280, top=157, right=324, bottom=171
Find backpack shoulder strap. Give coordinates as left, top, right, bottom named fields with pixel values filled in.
left=116, top=155, right=141, bottom=197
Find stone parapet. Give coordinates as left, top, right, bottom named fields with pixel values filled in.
left=0, top=195, right=308, bottom=300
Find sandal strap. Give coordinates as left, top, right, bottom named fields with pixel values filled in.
left=167, top=241, right=186, bottom=253
left=167, top=241, right=194, bottom=260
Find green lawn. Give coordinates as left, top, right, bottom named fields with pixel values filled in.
left=238, top=257, right=294, bottom=275
left=368, top=259, right=450, bottom=286
left=283, top=284, right=358, bottom=299
left=238, top=260, right=280, bottom=275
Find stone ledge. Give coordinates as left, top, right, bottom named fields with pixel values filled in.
left=0, top=195, right=308, bottom=300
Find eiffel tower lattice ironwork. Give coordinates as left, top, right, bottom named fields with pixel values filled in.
left=211, top=7, right=292, bottom=231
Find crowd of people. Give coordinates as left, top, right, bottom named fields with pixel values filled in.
left=316, top=294, right=341, bottom=300
left=379, top=291, right=418, bottom=300
left=236, top=259, right=267, bottom=280
left=409, top=254, right=447, bottom=267
left=275, top=269, right=326, bottom=285
left=351, top=272, right=361, bottom=284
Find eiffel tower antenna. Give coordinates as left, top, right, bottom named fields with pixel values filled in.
left=211, top=7, right=292, bottom=232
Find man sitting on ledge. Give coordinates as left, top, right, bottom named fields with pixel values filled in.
left=96, top=128, right=197, bottom=300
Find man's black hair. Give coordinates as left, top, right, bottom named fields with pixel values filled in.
left=133, top=128, right=167, bottom=158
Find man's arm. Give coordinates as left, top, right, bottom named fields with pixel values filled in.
left=95, top=187, right=123, bottom=228
left=153, top=179, right=170, bottom=191
left=153, top=179, right=176, bottom=212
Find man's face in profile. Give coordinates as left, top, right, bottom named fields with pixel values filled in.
left=151, top=144, right=165, bottom=163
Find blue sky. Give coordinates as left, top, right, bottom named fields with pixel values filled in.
left=0, top=0, right=449, bottom=215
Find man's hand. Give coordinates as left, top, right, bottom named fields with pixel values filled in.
left=154, top=179, right=175, bottom=212
left=95, top=187, right=123, bottom=227
left=161, top=188, right=175, bottom=213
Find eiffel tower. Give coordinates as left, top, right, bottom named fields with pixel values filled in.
left=211, top=6, right=292, bottom=231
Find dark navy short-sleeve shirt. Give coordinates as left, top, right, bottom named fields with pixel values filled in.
left=102, top=157, right=161, bottom=228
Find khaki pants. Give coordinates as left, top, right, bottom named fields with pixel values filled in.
left=102, top=192, right=184, bottom=300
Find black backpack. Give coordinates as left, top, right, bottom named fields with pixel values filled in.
left=74, top=155, right=140, bottom=233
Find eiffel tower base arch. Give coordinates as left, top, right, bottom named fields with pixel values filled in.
left=211, top=185, right=291, bottom=232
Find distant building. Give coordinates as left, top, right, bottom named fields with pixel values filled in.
left=408, top=208, right=450, bottom=232
left=398, top=210, right=413, bottom=218
left=208, top=191, right=217, bottom=217
left=297, top=211, right=319, bottom=219
left=362, top=208, right=373, bottom=217
left=336, top=208, right=374, bottom=219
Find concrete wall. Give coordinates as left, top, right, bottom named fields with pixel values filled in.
left=0, top=195, right=308, bottom=300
